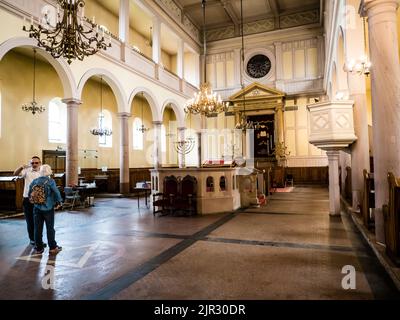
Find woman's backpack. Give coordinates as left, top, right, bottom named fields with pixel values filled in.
left=29, top=178, right=50, bottom=204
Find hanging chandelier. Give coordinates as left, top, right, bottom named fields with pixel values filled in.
left=22, top=49, right=45, bottom=115
left=23, top=0, right=111, bottom=64
left=184, top=0, right=228, bottom=117
left=90, top=77, right=112, bottom=137
left=137, top=93, right=149, bottom=133
left=235, top=0, right=253, bottom=130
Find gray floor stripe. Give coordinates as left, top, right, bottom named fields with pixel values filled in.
left=83, top=213, right=236, bottom=300
left=202, top=237, right=370, bottom=256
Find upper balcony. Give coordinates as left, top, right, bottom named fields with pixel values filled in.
left=0, top=0, right=200, bottom=99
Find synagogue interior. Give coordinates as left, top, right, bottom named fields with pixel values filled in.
left=0, top=0, right=399, bottom=301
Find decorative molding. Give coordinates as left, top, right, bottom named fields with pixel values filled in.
left=279, top=10, right=320, bottom=29
left=206, top=9, right=320, bottom=42
left=206, top=26, right=235, bottom=42
left=243, top=18, right=275, bottom=35
left=182, top=15, right=200, bottom=41
left=159, top=0, right=181, bottom=21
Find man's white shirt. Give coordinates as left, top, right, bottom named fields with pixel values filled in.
left=21, top=168, right=41, bottom=198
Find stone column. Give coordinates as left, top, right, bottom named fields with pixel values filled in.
left=62, top=98, right=81, bottom=187
left=177, top=127, right=186, bottom=168
left=274, top=42, right=284, bottom=91
left=276, top=104, right=284, bottom=145
left=177, top=39, right=184, bottom=79
left=327, top=150, right=341, bottom=216
left=197, top=131, right=202, bottom=167
left=363, top=0, right=400, bottom=243
left=152, top=17, right=161, bottom=64
left=345, top=0, right=370, bottom=211
left=153, top=121, right=162, bottom=168
left=119, top=0, right=130, bottom=43
left=118, top=112, right=131, bottom=194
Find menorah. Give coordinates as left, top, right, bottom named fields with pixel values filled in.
left=174, top=137, right=195, bottom=155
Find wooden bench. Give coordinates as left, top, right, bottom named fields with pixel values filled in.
left=362, top=169, right=375, bottom=229
left=383, top=172, right=400, bottom=266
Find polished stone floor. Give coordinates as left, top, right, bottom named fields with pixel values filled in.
left=0, top=186, right=399, bottom=300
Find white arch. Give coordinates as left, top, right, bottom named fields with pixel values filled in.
left=0, top=37, right=77, bottom=98
left=77, top=68, right=127, bottom=113
left=161, top=99, right=185, bottom=128
left=129, top=87, right=161, bottom=122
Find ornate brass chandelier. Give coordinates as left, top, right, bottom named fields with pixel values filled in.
left=23, top=0, right=111, bottom=64
left=21, top=49, right=45, bottom=115
left=90, top=77, right=112, bottom=137
left=184, top=0, right=228, bottom=116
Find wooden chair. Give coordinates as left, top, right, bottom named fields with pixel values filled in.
left=152, top=175, right=178, bottom=216
left=175, top=175, right=197, bottom=216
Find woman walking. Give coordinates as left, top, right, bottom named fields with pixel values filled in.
left=29, top=164, right=63, bottom=255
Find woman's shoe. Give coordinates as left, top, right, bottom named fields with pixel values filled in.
left=35, top=247, right=44, bottom=254
left=49, top=246, right=62, bottom=255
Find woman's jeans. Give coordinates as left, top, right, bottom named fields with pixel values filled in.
left=33, top=207, right=58, bottom=250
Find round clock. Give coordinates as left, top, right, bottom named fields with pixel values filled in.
left=246, top=54, right=271, bottom=79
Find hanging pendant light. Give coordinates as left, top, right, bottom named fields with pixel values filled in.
left=22, top=49, right=45, bottom=115
left=235, top=0, right=253, bottom=130
left=90, top=76, right=112, bottom=136
left=137, top=92, right=149, bottom=133
left=184, top=0, right=228, bottom=117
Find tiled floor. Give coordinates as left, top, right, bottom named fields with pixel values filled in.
left=0, top=187, right=399, bottom=300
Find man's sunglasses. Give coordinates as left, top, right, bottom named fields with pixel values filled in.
left=31, top=162, right=40, bottom=164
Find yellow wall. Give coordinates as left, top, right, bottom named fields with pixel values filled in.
left=0, top=51, right=64, bottom=171
left=129, top=96, right=154, bottom=168
left=85, top=0, right=119, bottom=36
left=162, top=107, right=178, bottom=165
left=0, top=50, right=159, bottom=171
left=79, top=78, right=120, bottom=169
left=284, top=97, right=326, bottom=160
left=85, top=0, right=176, bottom=72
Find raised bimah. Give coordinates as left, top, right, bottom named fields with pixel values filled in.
left=150, top=167, right=241, bottom=215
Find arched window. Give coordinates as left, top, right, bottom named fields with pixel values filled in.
left=99, top=110, right=112, bottom=148
left=206, top=176, right=214, bottom=192
left=48, top=97, right=67, bottom=143
left=161, top=125, right=167, bottom=153
left=133, top=117, right=144, bottom=150
left=220, top=176, right=227, bottom=191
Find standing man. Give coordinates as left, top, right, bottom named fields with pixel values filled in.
left=13, top=156, right=45, bottom=246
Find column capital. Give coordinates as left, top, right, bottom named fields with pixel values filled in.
left=361, top=0, right=399, bottom=17
left=177, top=127, right=186, bottom=131
left=62, top=98, right=82, bottom=106
left=152, top=121, right=163, bottom=126
left=117, top=112, right=131, bottom=119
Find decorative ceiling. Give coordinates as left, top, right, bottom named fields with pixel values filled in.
left=175, top=0, right=322, bottom=40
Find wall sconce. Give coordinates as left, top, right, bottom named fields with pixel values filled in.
left=344, top=57, right=371, bottom=76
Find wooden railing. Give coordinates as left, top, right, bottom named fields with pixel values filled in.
left=362, top=169, right=375, bottom=229
left=383, top=172, right=400, bottom=266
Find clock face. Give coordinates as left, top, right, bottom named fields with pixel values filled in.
left=246, top=54, right=271, bottom=79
